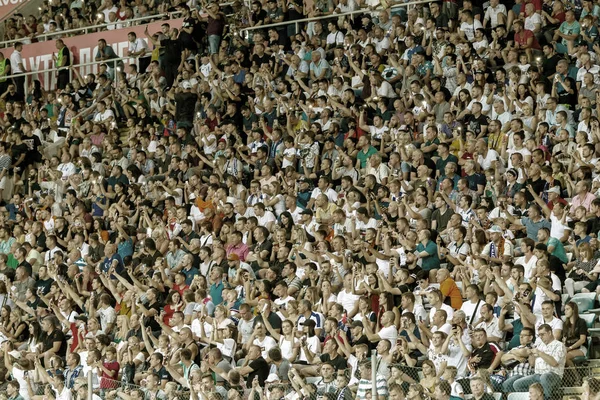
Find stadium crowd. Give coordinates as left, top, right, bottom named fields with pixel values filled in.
left=2, top=0, right=600, bottom=399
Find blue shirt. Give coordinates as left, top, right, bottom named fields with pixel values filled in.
left=102, top=253, right=124, bottom=277
left=117, top=238, right=134, bottom=259
left=182, top=266, right=200, bottom=286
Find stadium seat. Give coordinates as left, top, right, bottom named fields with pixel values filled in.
left=570, top=293, right=597, bottom=313
left=580, top=313, right=596, bottom=329
left=572, top=337, right=592, bottom=365
left=507, top=393, right=530, bottom=400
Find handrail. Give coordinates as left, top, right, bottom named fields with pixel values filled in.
left=1, top=0, right=243, bottom=49
left=0, top=11, right=182, bottom=48
left=240, top=0, right=431, bottom=35
left=9, top=56, right=134, bottom=79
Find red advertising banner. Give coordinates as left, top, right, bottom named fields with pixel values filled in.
left=0, top=0, right=27, bottom=21
left=0, top=18, right=183, bottom=90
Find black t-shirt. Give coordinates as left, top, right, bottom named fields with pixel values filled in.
left=174, top=92, right=198, bottom=123
left=19, top=260, right=33, bottom=278
left=471, top=343, right=495, bottom=369
left=467, top=114, right=489, bottom=136
left=43, top=328, right=67, bottom=357
left=27, top=296, right=41, bottom=310
left=248, top=357, right=269, bottom=386
left=465, top=172, right=486, bottom=192
left=564, top=318, right=589, bottom=347
left=5, top=91, right=24, bottom=103
left=410, top=158, right=437, bottom=178
left=320, top=353, right=348, bottom=371
left=146, top=302, right=162, bottom=331
left=179, top=17, right=199, bottom=50
left=526, top=178, right=546, bottom=202
left=542, top=54, right=562, bottom=78
left=251, top=53, right=272, bottom=67
left=253, top=312, right=282, bottom=333
left=160, top=39, right=182, bottom=65
left=11, top=143, right=28, bottom=167
left=35, top=277, right=54, bottom=295
left=251, top=9, right=268, bottom=25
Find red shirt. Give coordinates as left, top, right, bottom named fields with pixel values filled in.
left=525, top=0, right=542, bottom=11
left=514, top=29, right=540, bottom=49
left=173, top=283, right=190, bottom=296
left=100, top=360, right=120, bottom=389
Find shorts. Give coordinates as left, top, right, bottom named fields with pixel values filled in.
left=208, top=35, right=221, bottom=55
left=0, top=175, right=6, bottom=190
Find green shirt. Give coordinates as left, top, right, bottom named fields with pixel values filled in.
left=416, top=240, right=440, bottom=271
left=356, top=146, right=378, bottom=169
left=7, top=254, right=19, bottom=269
left=547, top=237, right=568, bottom=264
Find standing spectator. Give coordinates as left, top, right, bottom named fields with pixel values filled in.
left=9, top=42, right=26, bottom=100
left=206, top=2, right=225, bottom=64
left=54, top=39, right=70, bottom=90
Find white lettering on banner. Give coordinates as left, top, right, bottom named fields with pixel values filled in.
left=0, top=0, right=25, bottom=7
left=2, top=18, right=181, bottom=90
left=79, top=47, right=94, bottom=76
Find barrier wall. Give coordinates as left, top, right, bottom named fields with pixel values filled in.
left=0, top=0, right=28, bottom=21
left=0, top=17, right=183, bottom=90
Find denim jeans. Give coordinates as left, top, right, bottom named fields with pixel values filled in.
left=512, top=372, right=562, bottom=400
left=501, top=374, right=524, bottom=392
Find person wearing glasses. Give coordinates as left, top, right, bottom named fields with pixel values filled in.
left=511, top=324, right=566, bottom=398
left=500, top=326, right=535, bottom=392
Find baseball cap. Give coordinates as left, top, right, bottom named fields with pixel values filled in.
left=182, top=81, right=192, bottom=90
left=351, top=321, right=364, bottom=329
left=227, top=253, right=240, bottom=261
left=487, top=225, right=503, bottom=234
left=302, top=319, right=316, bottom=327
left=547, top=186, right=560, bottom=194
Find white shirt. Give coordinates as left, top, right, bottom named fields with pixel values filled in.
left=102, top=5, right=119, bottom=20
left=57, top=162, right=77, bottom=179
left=429, top=303, right=454, bottom=323
left=326, top=30, right=345, bottom=46
left=484, top=4, right=507, bottom=28
left=10, top=50, right=24, bottom=73
left=515, top=254, right=538, bottom=282
left=550, top=213, right=571, bottom=240
left=460, top=19, right=483, bottom=41
left=535, top=315, right=564, bottom=338
left=525, top=12, right=542, bottom=32
left=256, top=211, right=276, bottom=228
left=477, top=149, right=500, bottom=171
left=460, top=299, right=484, bottom=326
left=337, top=289, right=360, bottom=314
left=97, top=306, right=117, bottom=332
left=93, top=109, right=115, bottom=123
left=310, top=187, right=338, bottom=203
left=475, top=316, right=503, bottom=339
left=128, top=38, right=149, bottom=57
left=379, top=325, right=398, bottom=349
left=373, top=36, right=391, bottom=53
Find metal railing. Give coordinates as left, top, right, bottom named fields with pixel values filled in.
left=0, top=11, right=182, bottom=48
left=1, top=0, right=244, bottom=49
left=239, top=0, right=431, bottom=37
left=7, top=55, right=136, bottom=94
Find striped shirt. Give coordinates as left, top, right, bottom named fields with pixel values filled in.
left=356, top=374, right=388, bottom=400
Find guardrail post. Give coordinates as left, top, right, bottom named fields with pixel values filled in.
left=88, top=368, right=92, bottom=400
